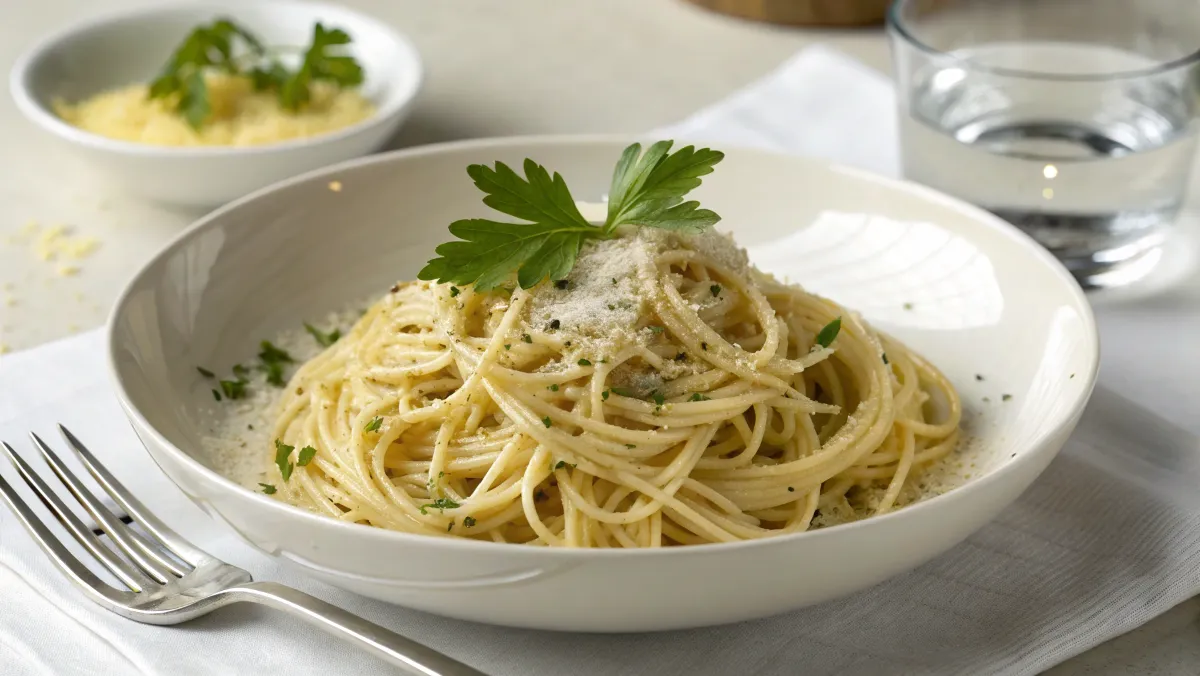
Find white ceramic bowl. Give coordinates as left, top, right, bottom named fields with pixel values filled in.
left=9, top=1, right=422, bottom=208
left=108, top=136, right=1099, bottom=632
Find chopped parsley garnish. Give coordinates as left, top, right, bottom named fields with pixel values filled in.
left=274, top=440, right=295, bottom=481
left=523, top=333, right=533, bottom=343
left=296, top=445, right=317, bottom=466
left=701, top=342, right=708, bottom=351
left=231, top=363, right=251, bottom=379
left=303, top=322, right=342, bottom=347
left=689, top=393, right=710, bottom=401
left=882, top=353, right=889, bottom=365
left=548, top=319, right=560, bottom=330
left=554, top=460, right=575, bottom=470
left=417, top=141, right=724, bottom=290
left=548, top=384, right=560, bottom=391
left=554, top=279, right=570, bottom=290
left=504, top=344, right=511, bottom=350
left=601, top=389, right=610, bottom=400
left=449, top=286, right=460, bottom=297
left=418, top=498, right=460, bottom=515
left=674, top=352, right=687, bottom=362
left=710, top=284, right=721, bottom=297
left=258, top=341, right=292, bottom=364
left=463, top=516, right=477, bottom=527
left=1002, top=394, right=1013, bottom=402
left=148, top=19, right=364, bottom=129
left=219, top=379, right=247, bottom=400
left=648, top=325, right=665, bottom=334
left=542, top=416, right=552, bottom=428
left=196, top=366, right=215, bottom=378
left=610, top=387, right=639, bottom=398
left=211, top=389, right=222, bottom=401
left=259, top=483, right=277, bottom=495
left=578, top=358, right=592, bottom=366
left=815, top=317, right=842, bottom=349
left=650, top=391, right=666, bottom=406
left=624, top=443, right=636, bottom=449
left=447, top=521, right=455, bottom=532
left=257, top=341, right=294, bottom=387
left=364, top=416, right=383, bottom=432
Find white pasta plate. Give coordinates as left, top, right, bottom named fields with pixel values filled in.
left=108, top=136, right=1098, bottom=632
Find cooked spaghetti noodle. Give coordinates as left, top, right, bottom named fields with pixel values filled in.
left=265, top=227, right=961, bottom=547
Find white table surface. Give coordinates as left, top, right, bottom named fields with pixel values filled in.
left=2, top=1, right=1198, bottom=674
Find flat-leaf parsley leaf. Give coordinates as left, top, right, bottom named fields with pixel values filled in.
left=418, top=141, right=723, bottom=290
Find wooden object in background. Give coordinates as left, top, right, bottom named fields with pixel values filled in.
left=683, top=0, right=895, bottom=26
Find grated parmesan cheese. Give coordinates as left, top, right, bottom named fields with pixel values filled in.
left=55, top=72, right=375, bottom=148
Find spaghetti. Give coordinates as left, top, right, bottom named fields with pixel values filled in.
left=265, top=227, right=961, bottom=547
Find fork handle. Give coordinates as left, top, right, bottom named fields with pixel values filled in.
left=231, top=581, right=488, bottom=676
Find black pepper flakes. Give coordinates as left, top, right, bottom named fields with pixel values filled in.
left=549, top=319, right=560, bottom=330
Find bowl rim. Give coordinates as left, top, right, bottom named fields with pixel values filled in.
left=7, top=0, right=423, bottom=157
left=106, top=133, right=1101, bottom=559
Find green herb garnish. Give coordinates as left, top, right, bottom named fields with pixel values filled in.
left=648, top=325, right=665, bottom=334
left=542, top=416, right=553, bottom=428
left=219, top=379, right=247, bottom=400
left=577, top=358, right=592, bottom=366
left=523, top=333, right=533, bottom=343
left=450, top=286, right=460, bottom=297
left=610, top=387, right=639, bottom=398
left=256, top=340, right=294, bottom=386
left=211, top=389, right=222, bottom=401
left=304, top=323, right=341, bottom=347
left=549, top=384, right=560, bottom=392
left=148, top=18, right=363, bottom=129
left=197, top=366, right=215, bottom=378
left=296, top=445, right=317, bottom=466
left=419, top=497, right=460, bottom=515
left=259, top=483, right=277, bottom=495
left=815, top=317, right=842, bottom=349
left=274, top=439, right=294, bottom=481
left=689, top=393, right=710, bottom=401
left=364, top=416, right=383, bottom=432
left=650, top=391, right=666, bottom=407
left=463, top=516, right=477, bottom=527
left=417, top=141, right=723, bottom=290
left=277, top=23, right=364, bottom=111
left=710, top=284, right=721, bottom=297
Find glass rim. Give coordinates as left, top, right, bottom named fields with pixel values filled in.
left=886, top=0, right=1200, bottom=82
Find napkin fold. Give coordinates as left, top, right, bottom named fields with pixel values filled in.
left=2, top=46, right=1198, bottom=676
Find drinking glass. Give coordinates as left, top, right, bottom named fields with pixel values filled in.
left=888, top=0, right=1200, bottom=289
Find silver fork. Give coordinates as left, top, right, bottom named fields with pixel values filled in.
left=0, top=426, right=486, bottom=676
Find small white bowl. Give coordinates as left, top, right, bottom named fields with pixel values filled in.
left=108, top=136, right=1099, bottom=632
left=9, top=1, right=422, bottom=208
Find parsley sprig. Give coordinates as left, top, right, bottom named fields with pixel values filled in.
left=148, top=18, right=364, bottom=129
left=418, top=141, right=724, bottom=291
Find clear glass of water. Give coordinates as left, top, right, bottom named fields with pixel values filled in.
left=888, top=0, right=1200, bottom=289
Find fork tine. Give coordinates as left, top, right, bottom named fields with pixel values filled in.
left=31, top=432, right=186, bottom=583
left=0, top=469, right=133, bottom=608
left=1, top=442, right=150, bottom=591
left=58, top=425, right=213, bottom=567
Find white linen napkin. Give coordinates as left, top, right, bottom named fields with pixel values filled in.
left=2, top=46, right=1199, bottom=676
